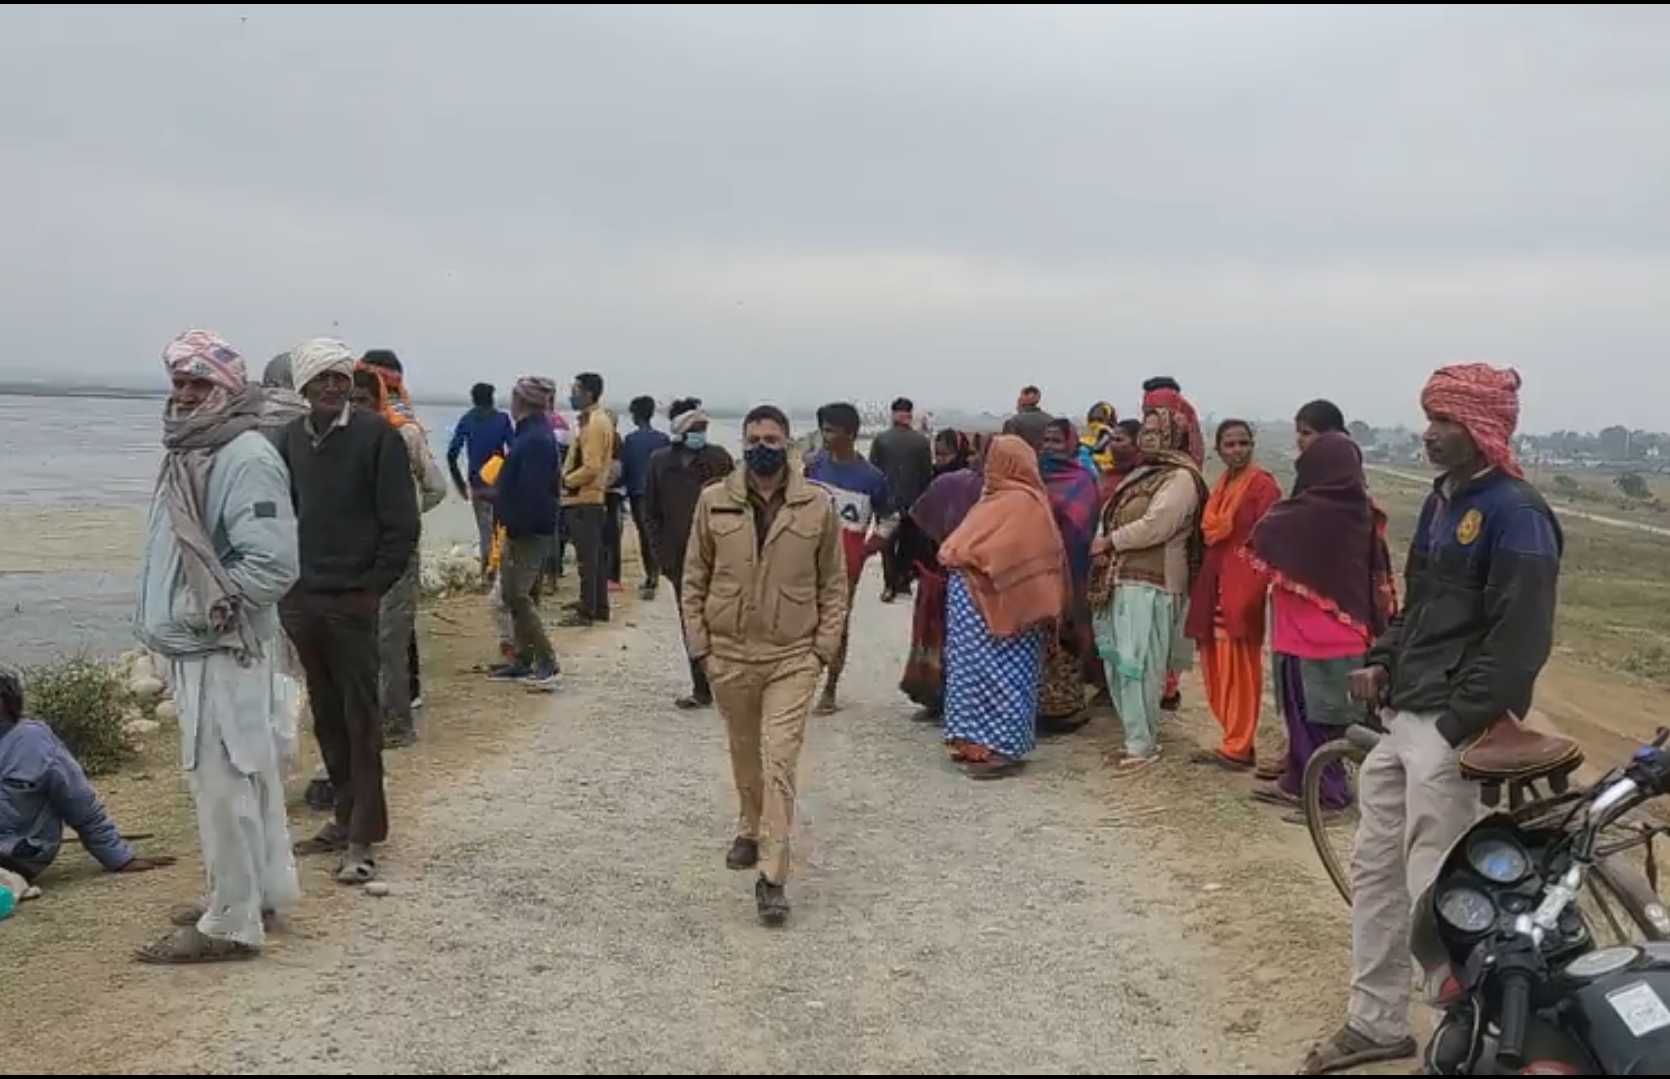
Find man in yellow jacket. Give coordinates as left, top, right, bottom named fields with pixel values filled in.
left=559, top=372, right=617, bottom=625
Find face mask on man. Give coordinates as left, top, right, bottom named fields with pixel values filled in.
left=683, top=431, right=708, bottom=451
left=744, top=444, right=787, bottom=476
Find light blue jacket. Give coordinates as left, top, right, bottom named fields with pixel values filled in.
left=0, top=718, right=133, bottom=879
left=135, top=430, right=300, bottom=658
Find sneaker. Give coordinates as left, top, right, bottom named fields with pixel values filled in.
left=383, top=727, right=418, bottom=749
left=411, top=695, right=425, bottom=710
left=488, top=663, right=534, bottom=681
left=637, top=582, right=657, bottom=601
left=524, top=665, right=562, bottom=693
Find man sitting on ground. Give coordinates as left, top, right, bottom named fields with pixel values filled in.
left=0, top=668, right=174, bottom=885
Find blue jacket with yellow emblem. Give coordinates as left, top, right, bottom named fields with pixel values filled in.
left=1366, top=469, right=1563, bottom=747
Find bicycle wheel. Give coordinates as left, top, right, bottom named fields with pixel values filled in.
left=1304, top=737, right=1369, bottom=905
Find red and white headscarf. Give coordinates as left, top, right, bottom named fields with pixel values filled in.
left=162, top=330, right=246, bottom=392
left=1420, top=363, right=1524, bottom=478
left=1141, top=386, right=1205, bottom=466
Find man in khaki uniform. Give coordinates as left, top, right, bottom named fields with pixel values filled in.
left=681, top=404, right=848, bottom=924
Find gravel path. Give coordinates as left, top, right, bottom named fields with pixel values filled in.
left=105, top=573, right=1351, bottom=1075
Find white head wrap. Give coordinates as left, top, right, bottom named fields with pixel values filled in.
left=670, top=408, right=710, bottom=437
left=288, top=337, right=355, bottom=392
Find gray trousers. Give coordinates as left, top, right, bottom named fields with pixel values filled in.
left=503, top=535, right=557, bottom=669
left=1348, top=710, right=1478, bottom=1042
left=378, top=551, right=420, bottom=735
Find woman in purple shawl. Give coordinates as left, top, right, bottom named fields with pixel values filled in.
left=896, top=430, right=980, bottom=717
left=1037, top=418, right=1104, bottom=734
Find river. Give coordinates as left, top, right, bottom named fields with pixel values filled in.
left=0, top=394, right=817, bottom=665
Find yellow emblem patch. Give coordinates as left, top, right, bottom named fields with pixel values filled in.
left=1456, top=508, right=1483, bottom=546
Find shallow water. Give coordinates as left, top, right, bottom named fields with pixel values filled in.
left=0, top=394, right=822, bottom=664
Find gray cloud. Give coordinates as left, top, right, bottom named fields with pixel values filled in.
left=2, top=4, right=1667, bottom=429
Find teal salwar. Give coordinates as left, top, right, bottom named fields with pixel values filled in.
left=1092, top=582, right=1182, bottom=759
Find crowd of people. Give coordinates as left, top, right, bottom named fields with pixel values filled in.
left=0, top=334, right=1567, bottom=1075
left=674, top=361, right=1559, bottom=1076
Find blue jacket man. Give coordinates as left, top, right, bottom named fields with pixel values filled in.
left=485, top=377, right=562, bottom=689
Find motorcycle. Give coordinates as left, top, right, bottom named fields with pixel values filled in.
left=1414, top=730, right=1670, bottom=1074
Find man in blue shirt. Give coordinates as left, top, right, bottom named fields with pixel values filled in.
left=1303, top=363, right=1562, bottom=1074
left=0, top=668, right=174, bottom=883
left=620, top=395, right=671, bottom=600
left=447, top=382, right=516, bottom=580
left=481, top=377, right=563, bottom=692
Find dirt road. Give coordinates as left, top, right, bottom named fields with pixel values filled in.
left=1364, top=464, right=1670, bottom=538
left=26, top=577, right=1368, bottom=1075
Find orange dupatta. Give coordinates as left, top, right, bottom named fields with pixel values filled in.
left=1187, top=463, right=1280, bottom=643
left=937, top=435, right=1068, bottom=638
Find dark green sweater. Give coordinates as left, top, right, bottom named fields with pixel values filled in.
left=277, top=410, right=419, bottom=595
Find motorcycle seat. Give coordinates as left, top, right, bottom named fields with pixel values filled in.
left=1459, top=716, right=1584, bottom=784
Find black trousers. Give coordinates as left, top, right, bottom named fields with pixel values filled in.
left=670, top=573, right=712, bottom=702
left=281, top=591, right=389, bottom=847
left=628, top=495, right=659, bottom=582
left=603, top=492, right=625, bottom=584
left=881, top=531, right=912, bottom=594
left=565, top=503, right=610, bottom=621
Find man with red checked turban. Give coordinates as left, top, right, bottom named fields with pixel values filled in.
left=1301, top=362, right=1564, bottom=1075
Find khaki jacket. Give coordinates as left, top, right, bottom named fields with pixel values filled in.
left=680, top=469, right=849, bottom=665
left=561, top=404, right=616, bottom=507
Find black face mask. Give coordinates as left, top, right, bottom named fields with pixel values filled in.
left=744, top=444, right=787, bottom=476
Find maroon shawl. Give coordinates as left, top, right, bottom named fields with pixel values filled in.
left=910, top=467, right=983, bottom=544
left=1245, top=432, right=1396, bottom=636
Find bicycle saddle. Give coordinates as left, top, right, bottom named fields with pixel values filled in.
left=1459, top=716, right=1584, bottom=783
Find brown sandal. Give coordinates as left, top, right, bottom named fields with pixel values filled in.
left=965, top=757, right=1025, bottom=780
left=1300, top=1025, right=1416, bottom=1074
left=292, top=826, right=349, bottom=857
left=1251, top=785, right=1301, bottom=808
left=134, top=927, right=260, bottom=965
left=1112, top=754, right=1160, bottom=776
left=168, top=901, right=279, bottom=929
left=1190, top=749, right=1254, bottom=772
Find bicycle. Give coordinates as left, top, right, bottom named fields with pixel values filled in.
left=1302, top=719, right=1670, bottom=945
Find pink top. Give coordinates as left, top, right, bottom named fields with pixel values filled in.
left=1271, top=588, right=1369, bottom=660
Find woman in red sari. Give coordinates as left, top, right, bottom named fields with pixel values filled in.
left=1185, top=420, right=1281, bottom=770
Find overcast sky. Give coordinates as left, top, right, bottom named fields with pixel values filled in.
left=2, top=4, right=1666, bottom=430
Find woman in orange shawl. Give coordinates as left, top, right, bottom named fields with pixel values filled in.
left=937, top=435, right=1067, bottom=779
left=1185, top=420, right=1281, bottom=770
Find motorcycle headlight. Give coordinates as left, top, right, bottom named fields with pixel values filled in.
left=1563, top=945, right=1641, bottom=979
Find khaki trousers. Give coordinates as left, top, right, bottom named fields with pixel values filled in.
left=1348, top=710, right=1479, bottom=1042
left=709, top=652, right=823, bottom=885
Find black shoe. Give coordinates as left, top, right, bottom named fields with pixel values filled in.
left=755, top=876, right=790, bottom=925
left=1160, top=692, right=1182, bottom=712
left=304, top=778, right=336, bottom=812
left=383, top=726, right=418, bottom=749
left=725, top=836, right=759, bottom=870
